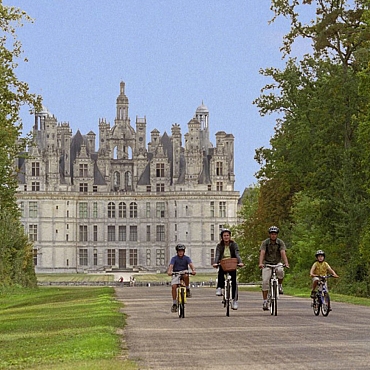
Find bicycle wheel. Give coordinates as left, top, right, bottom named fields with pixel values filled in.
left=271, top=281, right=278, bottom=316
left=225, top=281, right=230, bottom=317
left=312, top=294, right=320, bottom=316
left=321, top=292, right=331, bottom=316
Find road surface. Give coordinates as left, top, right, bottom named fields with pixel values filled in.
left=115, top=285, right=370, bottom=369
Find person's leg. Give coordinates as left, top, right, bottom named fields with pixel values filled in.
left=171, top=284, right=177, bottom=301
left=261, top=267, right=271, bottom=309
left=218, top=267, right=225, bottom=288
left=215, top=267, right=225, bottom=296
left=277, top=265, right=285, bottom=293
left=231, top=270, right=237, bottom=299
left=311, top=277, right=319, bottom=298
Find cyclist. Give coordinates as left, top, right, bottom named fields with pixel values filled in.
left=259, top=226, right=289, bottom=311
left=212, top=228, right=244, bottom=310
left=167, top=244, right=196, bottom=313
left=310, top=250, right=339, bottom=298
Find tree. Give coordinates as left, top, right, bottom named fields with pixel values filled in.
left=0, top=3, right=41, bottom=287
left=240, top=0, right=370, bottom=295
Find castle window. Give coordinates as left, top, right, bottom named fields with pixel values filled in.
left=108, top=225, right=115, bottom=241
left=93, top=225, right=98, bottom=241
left=29, top=224, right=37, bottom=241
left=107, top=249, right=116, bottom=265
left=156, top=163, right=165, bottom=177
left=211, top=249, right=215, bottom=265
left=129, top=226, right=137, bottom=241
left=216, top=162, right=223, bottom=176
left=210, top=202, right=215, bottom=217
left=146, top=202, right=151, bottom=218
left=119, top=226, right=127, bottom=241
left=79, top=249, right=88, bottom=266
left=156, top=183, right=165, bottom=192
left=216, top=182, right=223, bottom=191
left=93, top=249, right=97, bottom=266
left=146, top=225, right=151, bottom=241
left=93, top=202, right=98, bottom=218
left=19, top=201, right=24, bottom=217
left=129, top=249, right=138, bottom=265
left=79, top=225, right=88, bottom=241
left=156, top=202, right=165, bottom=218
left=79, top=202, right=88, bottom=218
left=79, top=164, right=88, bottom=177
left=31, top=162, right=40, bottom=176
left=146, top=186, right=151, bottom=192
left=129, top=202, right=137, bottom=218
left=156, top=225, right=165, bottom=241
left=211, top=224, right=215, bottom=241
left=79, top=183, right=88, bottom=192
left=219, top=202, right=226, bottom=218
left=33, top=249, right=37, bottom=266
left=119, top=202, right=126, bottom=218
left=108, top=202, right=116, bottom=218
left=29, top=201, right=38, bottom=218
left=31, top=182, right=40, bottom=191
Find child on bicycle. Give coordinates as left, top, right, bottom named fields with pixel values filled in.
left=167, top=244, right=196, bottom=313
left=310, top=250, right=339, bottom=298
left=212, top=228, right=244, bottom=310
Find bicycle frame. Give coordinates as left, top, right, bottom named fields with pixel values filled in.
left=220, top=269, right=238, bottom=317
left=222, top=272, right=232, bottom=316
left=172, top=271, right=189, bottom=318
left=265, top=263, right=283, bottom=316
left=312, top=275, right=332, bottom=317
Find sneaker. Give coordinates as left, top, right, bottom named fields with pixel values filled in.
left=279, top=286, right=284, bottom=295
left=262, top=302, right=268, bottom=311
left=186, top=289, right=192, bottom=298
left=310, top=290, right=316, bottom=299
left=231, top=300, right=238, bottom=310
left=216, top=287, right=222, bottom=296
left=171, top=304, right=177, bottom=313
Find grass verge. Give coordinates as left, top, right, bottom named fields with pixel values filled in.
left=0, top=287, right=137, bottom=370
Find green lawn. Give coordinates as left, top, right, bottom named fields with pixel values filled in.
left=0, top=287, right=137, bottom=370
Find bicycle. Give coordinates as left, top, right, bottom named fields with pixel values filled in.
left=265, top=263, right=284, bottom=316
left=172, top=271, right=191, bottom=318
left=312, top=275, right=332, bottom=316
left=219, top=258, right=239, bottom=317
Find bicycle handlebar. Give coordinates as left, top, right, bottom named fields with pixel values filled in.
left=264, top=263, right=286, bottom=268
left=171, top=271, right=194, bottom=276
left=318, top=274, right=333, bottom=279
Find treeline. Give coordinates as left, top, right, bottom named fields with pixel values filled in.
left=235, top=0, right=370, bottom=296
left=0, top=4, right=41, bottom=288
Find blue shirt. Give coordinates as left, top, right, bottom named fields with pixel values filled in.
left=170, top=255, right=192, bottom=272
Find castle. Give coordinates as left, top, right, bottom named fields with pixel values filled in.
left=16, top=82, right=240, bottom=272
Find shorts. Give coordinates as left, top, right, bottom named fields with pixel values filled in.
left=171, top=270, right=187, bottom=285
left=261, top=264, right=284, bottom=291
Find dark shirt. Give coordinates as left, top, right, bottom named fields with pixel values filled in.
left=260, top=238, right=286, bottom=264
left=169, top=255, right=192, bottom=272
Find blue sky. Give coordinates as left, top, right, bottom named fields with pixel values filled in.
left=6, top=0, right=292, bottom=193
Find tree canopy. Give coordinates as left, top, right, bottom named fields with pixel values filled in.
left=236, top=0, right=370, bottom=296
left=0, top=2, right=41, bottom=288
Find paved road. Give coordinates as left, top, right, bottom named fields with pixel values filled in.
left=115, top=285, right=370, bottom=370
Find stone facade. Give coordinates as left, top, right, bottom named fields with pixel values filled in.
left=16, top=82, right=240, bottom=273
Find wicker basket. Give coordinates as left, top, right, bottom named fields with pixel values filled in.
left=220, top=258, right=238, bottom=272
